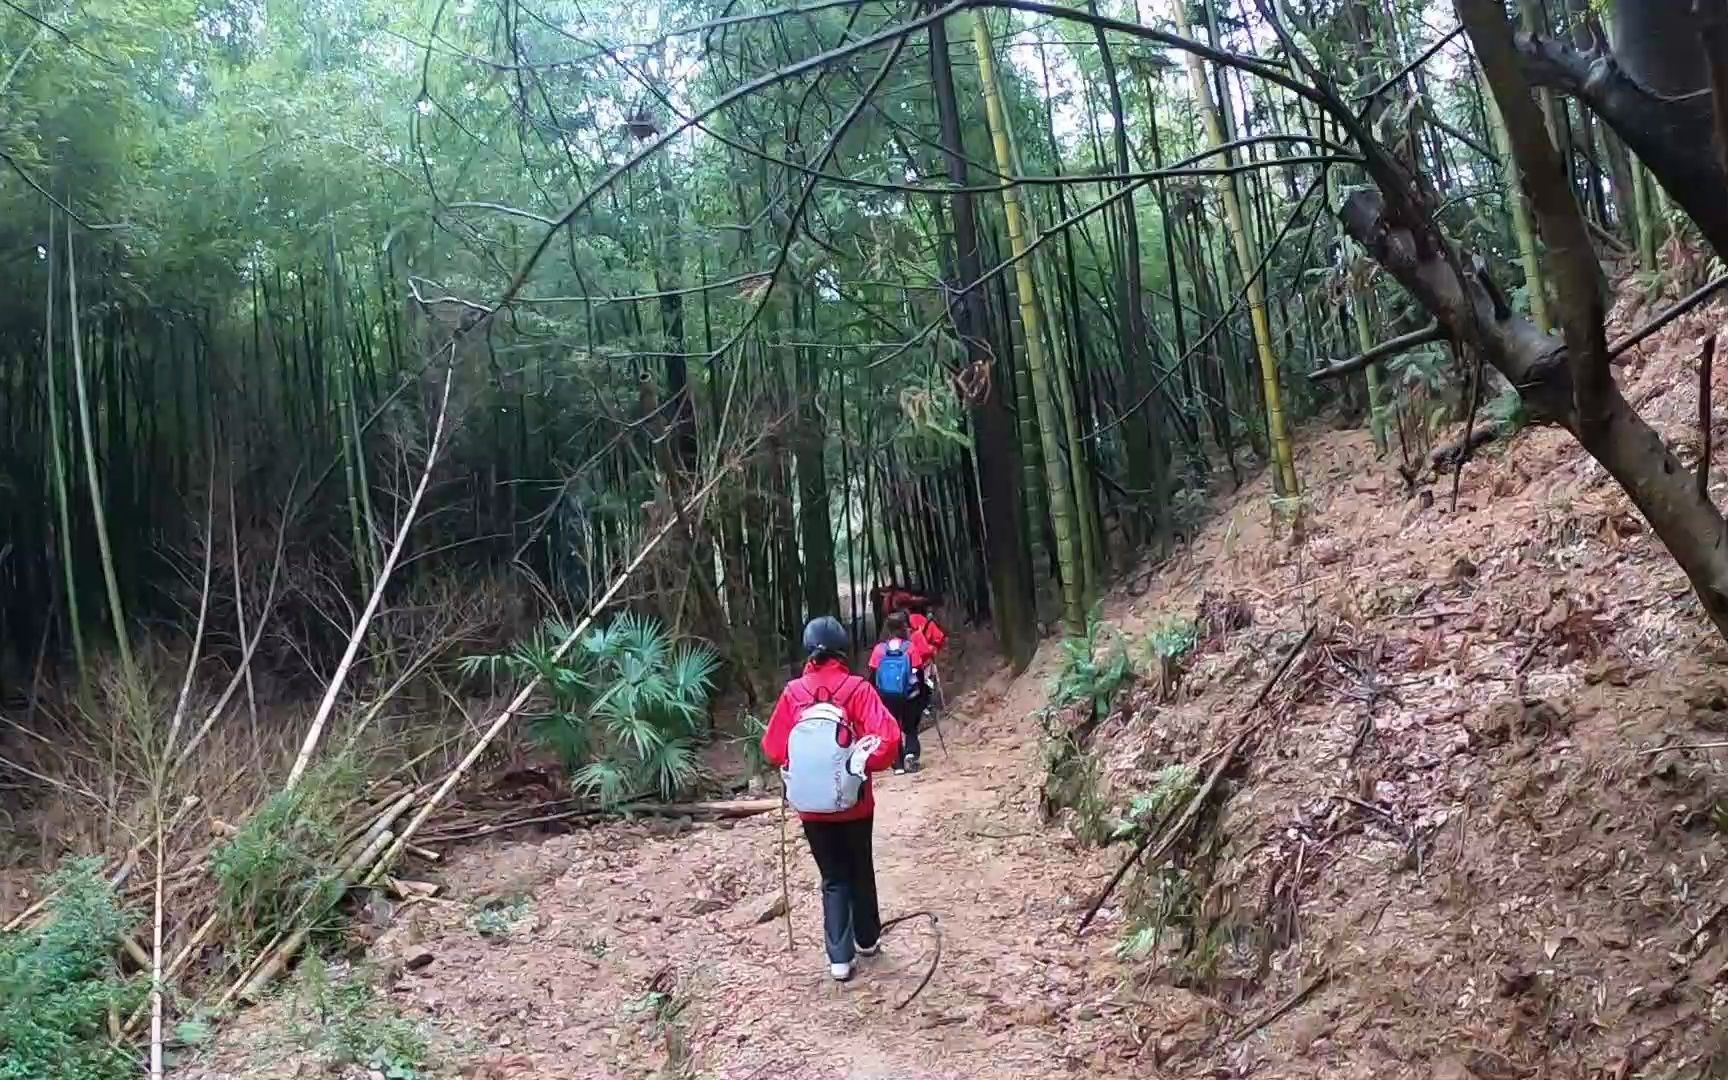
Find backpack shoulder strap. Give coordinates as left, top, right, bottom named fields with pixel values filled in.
left=834, top=675, right=867, bottom=707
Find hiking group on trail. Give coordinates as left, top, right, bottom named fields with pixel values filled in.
left=760, top=596, right=948, bottom=982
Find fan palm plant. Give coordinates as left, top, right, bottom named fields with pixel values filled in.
left=462, top=613, right=720, bottom=805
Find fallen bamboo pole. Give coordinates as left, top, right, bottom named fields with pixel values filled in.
left=238, top=827, right=397, bottom=1002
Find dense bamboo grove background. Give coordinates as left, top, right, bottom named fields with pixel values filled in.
left=6, top=0, right=1605, bottom=703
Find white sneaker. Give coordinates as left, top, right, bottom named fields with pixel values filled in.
left=856, top=941, right=880, bottom=957
left=905, top=755, right=921, bottom=773
left=830, top=961, right=853, bottom=981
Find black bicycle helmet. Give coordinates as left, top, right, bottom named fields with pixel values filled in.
left=802, top=615, right=850, bottom=660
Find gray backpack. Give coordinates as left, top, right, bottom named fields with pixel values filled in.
left=783, top=680, right=865, bottom=814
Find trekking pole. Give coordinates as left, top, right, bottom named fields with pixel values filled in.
left=777, top=787, right=794, bottom=953
left=929, top=662, right=949, bottom=756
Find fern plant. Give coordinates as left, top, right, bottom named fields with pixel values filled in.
left=1052, top=610, right=1132, bottom=715
left=1148, top=617, right=1200, bottom=664
left=463, top=612, right=719, bottom=805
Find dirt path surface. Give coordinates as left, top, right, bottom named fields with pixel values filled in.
left=374, top=681, right=1136, bottom=1080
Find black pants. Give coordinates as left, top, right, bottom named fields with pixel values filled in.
left=883, top=691, right=923, bottom=765
left=802, top=816, right=881, bottom=963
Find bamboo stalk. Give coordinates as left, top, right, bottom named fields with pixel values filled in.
left=971, top=10, right=1085, bottom=632
left=1172, top=0, right=1299, bottom=498
left=42, top=206, right=86, bottom=674
left=164, top=489, right=216, bottom=761
left=64, top=215, right=134, bottom=678
left=227, top=467, right=260, bottom=739
left=148, top=806, right=165, bottom=1080
left=284, top=354, right=455, bottom=790
left=1480, top=65, right=1553, bottom=331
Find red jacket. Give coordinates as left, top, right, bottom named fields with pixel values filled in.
left=762, top=660, right=902, bottom=822
left=869, top=636, right=933, bottom=673
left=909, top=613, right=947, bottom=655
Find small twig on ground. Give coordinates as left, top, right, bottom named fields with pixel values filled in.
left=1640, top=741, right=1728, bottom=755
left=1228, top=969, right=1331, bottom=1042
left=879, top=910, right=941, bottom=1010
left=1329, top=794, right=1399, bottom=827
left=1612, top=1028, right=1673, bottom=1080
left=421, top=808, right=600, bottom=842
left=1450, top=799, right=1470, bottom=872
left=1685, top=895, right=1728, bottom=953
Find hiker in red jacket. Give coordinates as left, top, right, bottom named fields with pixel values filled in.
left=869, top=610, right=933, bottom=773
left=909, top=607, right=947, bottom=656
left=761, top=616, right=901, bottom=982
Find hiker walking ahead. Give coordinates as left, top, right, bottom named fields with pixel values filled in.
left=907, top=601, right=948, bottom=657
left=869, top=611, right=932, bottom=774
left=906, top=600, right=947, bottom=733
left=762, top=616, right=902, bottom=982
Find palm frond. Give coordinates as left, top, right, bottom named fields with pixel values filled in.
left=468, top=609, right=719, bottom=807
left=571, top=759, right=631, bottom=807
left=642, top=737, right=703, bottom=800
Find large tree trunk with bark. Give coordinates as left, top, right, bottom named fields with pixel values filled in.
left=1518, top=30, right=1728, bottom=262
left=1608, top=0, right=1706, bottom=98
left=1341, top=188, right=1728, bottom=639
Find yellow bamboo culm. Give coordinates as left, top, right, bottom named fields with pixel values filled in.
left=1480, top=71, right=1552, bottom=332
left=1168, top=0, right=1299, bottom=499
left=969, top=11, right=1085, bottom=631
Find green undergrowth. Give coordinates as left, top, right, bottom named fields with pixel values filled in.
left=210, top=757, right=363, bottom=962
left=1146, top=615, right=1199, bottom=668
left=1042, top=617, right=1224, bottom=980
left=0, top=860, right=143, bottom=1080
left=1044, top=613, right=1206, bottom=844
left=1050, top=610, right=1133, bottom=716
left=287, top=954, right=431, bottom=1079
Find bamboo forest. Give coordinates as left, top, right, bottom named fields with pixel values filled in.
left=9, top=0, right=1728, bottom=1076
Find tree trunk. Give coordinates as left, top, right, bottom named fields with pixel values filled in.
left=1608, top=0, right=1706, bottom=98
left=1177, top=0, right=1298, bottom=498
left=791, top=293, right=839, bottom=620
left=1343, top=188, right=1728, bottom=641
left=972, top=10, right=1085, bottom=632
left=1093, top=3, right=1167, bottom=545
left=1519, top=34, right=1728, bottom=264
left=928, top=12, right=1036, bottom=670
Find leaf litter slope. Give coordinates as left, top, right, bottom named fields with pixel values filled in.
left=189, top=293, right=1728, bottom=1079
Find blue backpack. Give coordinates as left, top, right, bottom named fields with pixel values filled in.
left=875, top=640, right=913, bottom=698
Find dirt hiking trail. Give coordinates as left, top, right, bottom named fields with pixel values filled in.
left=376, top=677, right=1131, bottom=1080
left=184, top=666, right=1141, bottom=1079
